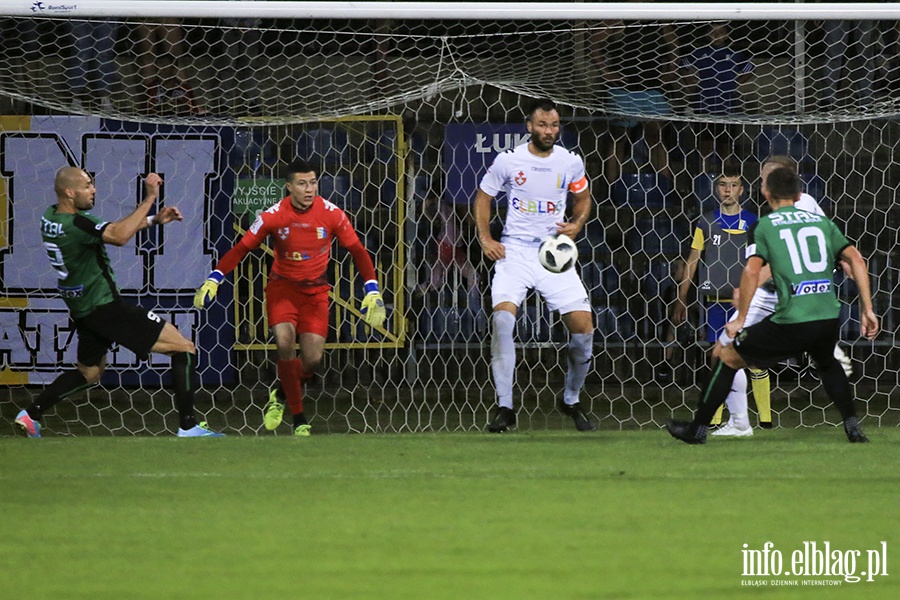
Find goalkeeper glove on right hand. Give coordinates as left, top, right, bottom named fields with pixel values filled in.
left=360, top=280, right=386, bottom=328
left=194, top=270, right=224, bottom=309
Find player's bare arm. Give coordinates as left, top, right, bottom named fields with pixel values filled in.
left=725, top=255, right=763, bottom=339
left=152, top=206, right=184, bottom=225
left=673, top=248, right=701, bottom=325
left=103, top=173, right=164, bottom=246
left=556, top=187, right=590, bottom=238
left=840, top=245, right=879, bottom=340
left=474, top=188, right=505, bottom=261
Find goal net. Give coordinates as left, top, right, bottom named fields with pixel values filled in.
left=1, top=2, right=897, bottom=435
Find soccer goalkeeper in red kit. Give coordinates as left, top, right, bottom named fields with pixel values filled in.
left=194, top=159, right=386, bottom=436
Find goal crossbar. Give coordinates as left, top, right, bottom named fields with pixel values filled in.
left=6, top=2, right=900, bottom=21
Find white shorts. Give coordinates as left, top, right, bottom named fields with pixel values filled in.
left=718, top=287, right=778, bottom=346
left=491, top=241, right=590, bottom=314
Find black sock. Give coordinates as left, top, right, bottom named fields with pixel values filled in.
left=293, top=412, right=308, bottom=427
left=694, top=362, right=737, bottom=425
left=29, top=370, right=91, bottom=421
left=814, top=357, right=857, bottom=421
left=276, top=384, right=286, bottom=402
left=171, top=352, right=198, bottom=430
left=844, top=415, right=861, bottom=433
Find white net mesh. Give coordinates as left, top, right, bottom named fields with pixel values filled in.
left=1, top=6, right=898, bottom=435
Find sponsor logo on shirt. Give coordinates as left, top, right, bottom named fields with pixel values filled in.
left=316, top=227, right=327, bottom=239
left=58, top=284, right=84, bottom=298
left=790, top=279, right=831, bottom=296
left=510, top=197, right=561, bottom=215
left=283, top=251, right=312, bottom=262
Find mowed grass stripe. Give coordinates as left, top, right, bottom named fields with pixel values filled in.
left=1, top=430, right=898, bottom=600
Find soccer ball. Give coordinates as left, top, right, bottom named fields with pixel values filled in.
left=538, top=234, right=577, bottom=273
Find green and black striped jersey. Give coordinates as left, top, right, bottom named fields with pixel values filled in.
left=40, top=205, right=119, bottom=318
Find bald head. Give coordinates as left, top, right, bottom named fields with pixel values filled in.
left=54, top=166, right=87, bottom=198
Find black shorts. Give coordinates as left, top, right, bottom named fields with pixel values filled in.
left=73, top=301, right=166, bottom=366
left=734, top=316, right=840, bottom=369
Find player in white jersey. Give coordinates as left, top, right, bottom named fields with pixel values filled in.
left=474, top=99, right=597, bottom=433
left=711, top=156, right=851, bottom=437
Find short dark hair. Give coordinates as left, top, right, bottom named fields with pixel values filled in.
left=526, top=98, right=558, bottom=121
left=285, top=159, right=316, bottom=181
left=765, top=166, right=801, bottom=200
left=716, top=165, right=743, bottom=186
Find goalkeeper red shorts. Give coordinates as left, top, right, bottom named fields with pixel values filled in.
left=265, top=278, right=330, bottom=337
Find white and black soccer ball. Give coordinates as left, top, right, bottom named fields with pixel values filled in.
left=538, top=234, right=577, bottom=273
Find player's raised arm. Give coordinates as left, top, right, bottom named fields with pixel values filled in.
left=102, top=173, right=167, bottom=246
left=474, top=188, right=504, bottom=261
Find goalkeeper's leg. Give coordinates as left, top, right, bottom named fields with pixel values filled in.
left=278, top=359, right=305, bottom=420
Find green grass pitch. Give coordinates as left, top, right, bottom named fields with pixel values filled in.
left=2, top=429, right=898, bottom=599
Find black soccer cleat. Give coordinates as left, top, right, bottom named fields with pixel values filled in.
left=559, top=401, right=597, bottom=432
left=665, top=419, right=707, bottom=445
left=487, top=406, right=517, bottom=433
left=845, top=425, right=870, bottom=443
left=759, top=421, right=773, bottom=429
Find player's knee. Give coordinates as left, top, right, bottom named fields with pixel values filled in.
left=169, top=331, right=196, bottom=354
left=79, top=364, right=103, bottom=384
left=720, top=346, right=744, bottom=370
left=303, top=356, right=323, bottom=374
left=275, top=343, right=296, bottom=362
left=492, top=310, right=516, bottom=337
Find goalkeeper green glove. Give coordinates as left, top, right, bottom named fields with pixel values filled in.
left=194, top=270, right=224, bottom=309
left=360, top=280, right=386, bottom=328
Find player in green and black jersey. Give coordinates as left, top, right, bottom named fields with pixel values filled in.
left=667, top=167, right=879, bottom=444
left=14, top=167, right=222, bottom=438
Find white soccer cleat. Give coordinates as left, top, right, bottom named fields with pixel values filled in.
left=710, top=422, right=754, bottom=438
left=834, top=345, right=852, bottom=378
left=177, top=421, right=224, bottom=437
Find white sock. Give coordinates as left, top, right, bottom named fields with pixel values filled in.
left=724, top=368, right=750, bottom=430
left=564, top=333, right=593, bottom=406
left=491, top=311, right=516, bottom=409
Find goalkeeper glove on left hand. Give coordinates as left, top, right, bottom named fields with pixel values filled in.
left=360, top=280, right=386, bottom=328
left=194, top=270, right=224, bottom=309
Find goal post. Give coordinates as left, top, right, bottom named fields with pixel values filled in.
left=0, top=2, right=898, bottom=435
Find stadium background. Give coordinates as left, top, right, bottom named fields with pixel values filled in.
left=0, top=8, right=898, bottom=435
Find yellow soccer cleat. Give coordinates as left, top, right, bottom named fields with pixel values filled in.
left=263, top=387, right=285, bottom=431
left=294, top=424, right=312, bottom=437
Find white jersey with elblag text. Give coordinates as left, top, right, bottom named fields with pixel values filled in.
left=479, top=143, right=588, bottom=243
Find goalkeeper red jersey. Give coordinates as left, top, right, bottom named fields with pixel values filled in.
left=216, top=195, right=375, bottom=291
